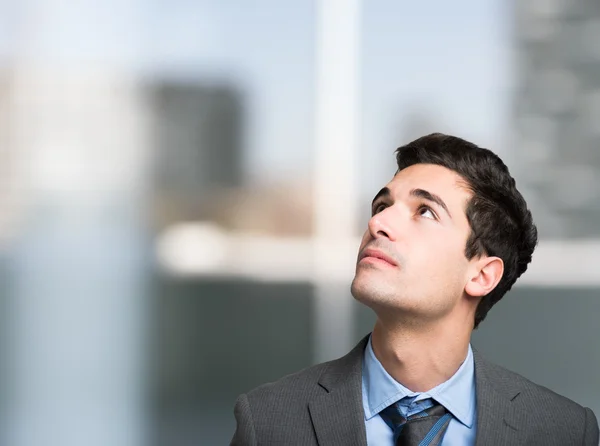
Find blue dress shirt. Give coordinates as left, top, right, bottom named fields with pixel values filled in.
left=361, top=335, right=477, bottom=445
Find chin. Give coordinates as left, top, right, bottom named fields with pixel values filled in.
left=351, top=275, right=428, bottom=318
left=350, top=275, right=394, bottom=307
left=350, top=275, right=368, bottom=301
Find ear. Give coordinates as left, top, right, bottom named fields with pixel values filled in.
left=464, top=256, right=504, bottom=298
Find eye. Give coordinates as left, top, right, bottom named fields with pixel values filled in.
left=372, top=203, right=387, bottom=215
left=418, top=205, right=437, bottom=220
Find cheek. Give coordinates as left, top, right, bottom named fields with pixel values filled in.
left=412, top=233, right=467, bottom=270
left=358, top=231, right=370, bottom=251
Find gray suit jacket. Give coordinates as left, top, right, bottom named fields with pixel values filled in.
left=231, top=335, right=599, bottom=445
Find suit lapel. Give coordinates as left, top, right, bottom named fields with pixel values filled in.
left=473, top=350, right=528, bottom=446
left=309, top=335, right=369, bottom=446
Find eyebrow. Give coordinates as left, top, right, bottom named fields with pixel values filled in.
left=410, top=188, right=452, bottom=218
left=371, top=187, right=391, bottom=208
left=371, top=187, right=452, bottom=218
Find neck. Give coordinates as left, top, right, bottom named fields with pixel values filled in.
left=370, top=316, right=472, bottom=393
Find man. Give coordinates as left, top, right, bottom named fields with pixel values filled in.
left=230, top=133, right=599, bottom=445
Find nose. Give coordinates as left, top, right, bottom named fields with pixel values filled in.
left=367, top=208, right=396, bottom=241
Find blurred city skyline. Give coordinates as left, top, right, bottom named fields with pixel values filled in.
left=0, top=0, right=510, bottom=188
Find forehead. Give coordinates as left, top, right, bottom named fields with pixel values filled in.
left=385, top=163, right=472, bottom=206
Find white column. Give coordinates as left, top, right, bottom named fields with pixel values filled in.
left=4, top=2, right=148, bottom=444
left=5, top=72, right=149, bottom=446
left=313, top=0, right=361, bottom=364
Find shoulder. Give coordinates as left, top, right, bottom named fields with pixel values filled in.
left=231, top=353, right=361, bottom=445
left=242, top=357, right=337, bottom=407
left=230, top=334, right=369, bottom=445
left=231, top=355, right=347, bottom=441
left=240, top=334, right=369, bottom=409
left=482, top=356, right=586, bottom=412
left=475, top=350, right=599, bottom=443
left=474, top=350, right=600, bottom=444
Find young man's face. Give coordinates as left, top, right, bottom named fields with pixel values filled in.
left=351, top=163, right=478, bottom=324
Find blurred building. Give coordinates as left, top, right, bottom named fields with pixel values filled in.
left=147, top=79, right=316, bottom=236
left=514, top=1, right=600, bottom=238
left=148, top=81, right=245, bottom=230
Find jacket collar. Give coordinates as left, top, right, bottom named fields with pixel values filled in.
left=308, top=335, right=529, bottom=446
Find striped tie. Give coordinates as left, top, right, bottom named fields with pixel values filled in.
left=379, top=400, right=453, bottom=446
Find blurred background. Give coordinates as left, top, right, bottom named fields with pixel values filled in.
left=0, top=0, right=599, bottom=445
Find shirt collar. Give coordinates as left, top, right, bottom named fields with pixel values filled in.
left=361, top=334, right=476, bottom=428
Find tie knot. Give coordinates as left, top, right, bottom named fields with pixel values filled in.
left=380, top=399, right=446, bottom=427
left=380, top=400, right=451, bottom=446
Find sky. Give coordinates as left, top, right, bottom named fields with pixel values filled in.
left=1, top=0, right=514, bottom=195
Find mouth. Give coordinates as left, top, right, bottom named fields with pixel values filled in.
left=358, top=249, right=397, bottom=267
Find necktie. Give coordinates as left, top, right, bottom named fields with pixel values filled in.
left=379, top=400, right=452, bottom=446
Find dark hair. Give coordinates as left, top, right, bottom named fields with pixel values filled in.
left=395, top=133, right=538, bottom=329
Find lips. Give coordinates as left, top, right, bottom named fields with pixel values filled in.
left=359, top=248, right=397, bottom=267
